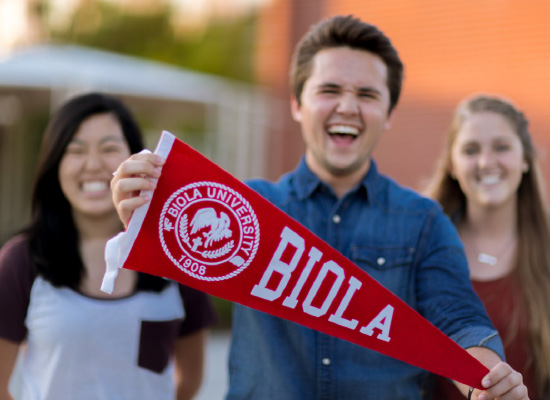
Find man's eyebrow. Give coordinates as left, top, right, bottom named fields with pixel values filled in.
left=357, top=86, right=382, bottom=95
left=318, top=82, right=383, bottom=95
left=317, top=82, right=342, bottom=89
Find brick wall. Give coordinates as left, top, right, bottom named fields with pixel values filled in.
left=255, top=0, right=550, bottom=193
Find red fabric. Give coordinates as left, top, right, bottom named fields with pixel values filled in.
left=107, top=131, right=489, bottom=389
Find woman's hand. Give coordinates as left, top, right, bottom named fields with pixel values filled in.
left=111, top=151, right=165, bottom=228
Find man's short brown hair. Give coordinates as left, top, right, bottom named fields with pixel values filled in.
left=290, top=15, right=404, bottom=114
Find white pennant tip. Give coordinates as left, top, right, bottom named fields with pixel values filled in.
left=101, top=232, right=125, bottom=294
left=100, top=270, right=118, bottom=294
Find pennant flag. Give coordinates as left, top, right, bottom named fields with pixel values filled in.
left=102, top=131, right=489, bottom=389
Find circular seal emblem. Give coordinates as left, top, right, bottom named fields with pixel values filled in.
left=159, top=181, right=260, bottom=281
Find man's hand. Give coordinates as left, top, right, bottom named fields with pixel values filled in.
left=111, top=151, right=165, bottom=228
left=471, top=362, right=528, bottom=400
left=459, top=348, right=529, bottom=399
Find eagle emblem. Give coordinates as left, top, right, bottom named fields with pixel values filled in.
left=190, top=208, right=232, bottom=248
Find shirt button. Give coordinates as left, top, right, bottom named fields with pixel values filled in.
left=332, top=215, right=341, bottom=224
left=376, top=257, right=386, bottom=266
left=322, top=358, right=331, bottom=366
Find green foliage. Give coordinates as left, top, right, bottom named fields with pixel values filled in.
left=47, top=0, right=257, bottom=82
left=181, top=15, right=257, bottom=82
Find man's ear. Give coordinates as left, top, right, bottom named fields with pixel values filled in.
left=384, top=108, right=395, bottom=130
left=290, top=95, right=301, bottom=122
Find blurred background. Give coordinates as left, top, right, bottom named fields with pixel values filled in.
left=2, top=0, right=550, bottom=247
left=1, top=0, right=550, bottom=398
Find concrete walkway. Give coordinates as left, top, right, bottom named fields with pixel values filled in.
left=195, top=330, right=231, bottom=400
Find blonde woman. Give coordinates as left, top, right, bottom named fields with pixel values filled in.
left=425, top=94, right=550, bottom=399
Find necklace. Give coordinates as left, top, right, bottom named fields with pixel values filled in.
left=477, top=252, right=498, bottom=266
left=465, top=233, right=517, bottom=267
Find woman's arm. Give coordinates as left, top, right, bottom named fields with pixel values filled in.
left=0, top=338, right=19, bottom=400
left=173, top=329, right=209, bottom=400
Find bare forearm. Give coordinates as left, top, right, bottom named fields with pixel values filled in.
left=454, top=347, right=528, bottom=399
left=0, top=389, right=14, bottom=400
left=0, top=338, right=19, bottom=400
left=176, top=382, right=201, bottom=400
left=174, top=330, right=208, bottom=400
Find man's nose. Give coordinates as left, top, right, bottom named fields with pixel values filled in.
left=336, top=92, right=359, bottom=116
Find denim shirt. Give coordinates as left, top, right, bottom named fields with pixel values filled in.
left=226, top=159, right=504, bottom=400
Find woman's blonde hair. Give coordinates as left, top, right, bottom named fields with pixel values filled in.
left=424, top=94, right=550, bottom=398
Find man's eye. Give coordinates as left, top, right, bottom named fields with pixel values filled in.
left=495, top=144, right=510, bottom=152
left=358, top=92, right=376, bottom=99
left=462, top=147, right=478, bottom=155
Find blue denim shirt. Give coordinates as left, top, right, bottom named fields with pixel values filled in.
left=226, top=159, right=504, bottom=400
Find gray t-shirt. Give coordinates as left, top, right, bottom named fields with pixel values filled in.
left=0, top=235, right=217, bottom=400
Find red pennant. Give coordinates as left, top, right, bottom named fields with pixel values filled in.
left=102, top=131, right=488, bottom=389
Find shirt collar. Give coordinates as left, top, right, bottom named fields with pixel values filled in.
left=293, top=157, right=378, bottom=202
left=294, top=157, right=322, bottom=200
left=361, top=160, right=380, bottom=203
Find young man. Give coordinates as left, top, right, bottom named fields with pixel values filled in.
left=112, top=15, right=528, bottom=400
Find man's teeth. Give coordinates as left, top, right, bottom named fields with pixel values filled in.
left=82, top=181, right=108, bottom=192
left=479, top=175, right=500, bottom=185
left=328, top=125, right=360, bottom=136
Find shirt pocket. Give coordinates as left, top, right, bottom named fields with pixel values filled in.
left=350, top=245, right=415, bottom=299
left=138, top=319, right=181, bottom=374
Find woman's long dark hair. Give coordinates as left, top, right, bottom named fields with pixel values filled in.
left=25, top=93, right=167, bottom=291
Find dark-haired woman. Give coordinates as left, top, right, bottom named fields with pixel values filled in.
left=0, top=93, right=217, bottom=400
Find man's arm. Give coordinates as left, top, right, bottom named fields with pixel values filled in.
left=454, top=347, right=527, bottom=400
left=110, top=152, right=165, bottom=228
left=412, top=211, right=528, bottom=399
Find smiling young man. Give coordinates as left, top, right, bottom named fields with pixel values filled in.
left=228, top=16, right=527, bottom=400
left=290, top=45, right=393, bottom=198
left=111, top=15, right=529, bottom=400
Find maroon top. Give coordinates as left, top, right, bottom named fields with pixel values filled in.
left=433, top=272, right=537, bottom=399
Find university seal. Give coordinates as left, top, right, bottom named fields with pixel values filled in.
left=159, top=181, right=260, bottom=281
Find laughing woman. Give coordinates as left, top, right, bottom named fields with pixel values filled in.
left=425, top=94, right=550, bottom=399
left=0, top=93, right=217, bottom=400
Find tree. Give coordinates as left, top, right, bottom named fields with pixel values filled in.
left=47, top=0, right=257, bottom=82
